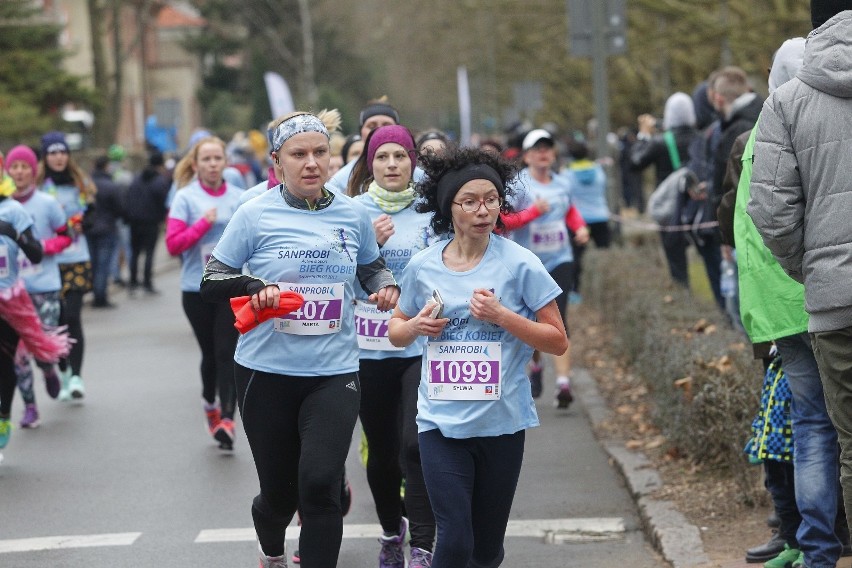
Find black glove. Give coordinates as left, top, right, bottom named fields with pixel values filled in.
left=0, top=220, right=18, bottom=241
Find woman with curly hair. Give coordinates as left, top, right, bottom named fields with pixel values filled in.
left=348, top=124, right=439, bottom=567
left=388, top=146, right=569, bottom=568
left=37, top=132, right=97, bottom=401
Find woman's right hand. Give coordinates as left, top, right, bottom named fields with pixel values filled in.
left=251, top=284, right=281, bottom=311
left=533, top=197, right=550, bottom=215
left=372, top=213, right=395, bottom=246
left=407, top=302, right=449, bottom=339
left=204, top=207, right=217, bottom=224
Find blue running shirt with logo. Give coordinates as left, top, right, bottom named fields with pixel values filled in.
left=397, top=234, right=561, bottom=439
left=169, top=181, right=243, bottom=292
left=41, top=181, right=90, bottom=264
left=0, top=198, right=35, bottom=289
left=212, top=188, right=382, bottom=376
left=508, top=169, right=575, bottom=269
left=18, top=191, right=66, bottom=293
left=353, top=194, right=438, bottom=360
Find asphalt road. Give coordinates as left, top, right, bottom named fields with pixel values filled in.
left=0, top=257, right=666, bottom=567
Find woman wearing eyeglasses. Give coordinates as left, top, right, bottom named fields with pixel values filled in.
left=347, top=125, right=439, bottom=568
left=388, top=146, right=568, bottom=568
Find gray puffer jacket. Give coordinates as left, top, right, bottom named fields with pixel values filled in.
left=748, top=11, right=852, bottom=333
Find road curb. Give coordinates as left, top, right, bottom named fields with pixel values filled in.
left=573, top=369, right=711, bottom=568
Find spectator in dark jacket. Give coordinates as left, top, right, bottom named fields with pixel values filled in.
left=88, top=156, right=125, bottom=307
left=125, top=152, right=169, bottom=295
left=630, top=93, right=722, bottom=303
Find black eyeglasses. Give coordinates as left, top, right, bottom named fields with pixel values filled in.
left=452, top=196, right=502, bottom=213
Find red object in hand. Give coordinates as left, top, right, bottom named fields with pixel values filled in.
left=230, top=292, right=305, bottom=334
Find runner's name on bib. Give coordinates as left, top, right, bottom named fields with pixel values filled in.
left=426, top=341, right=501, bottom=400
left=0, top=244, right=9, bottom=278
left=273, top=282, right=344, bottom=335
left=530, top=220, right=568, bottom=253
left=354, top=299, right=403, bottom=351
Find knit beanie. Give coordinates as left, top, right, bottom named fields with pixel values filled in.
left=40, top=131, right=69, bottom=155
left=359, top=102, right=400, bottom=128
left=366, top=125, right=416, bottom=175
left=812, top=0, right=852, bottom=28
left=5, top=145, right=38, bottom=174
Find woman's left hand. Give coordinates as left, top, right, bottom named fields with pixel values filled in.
left=470, top=288, right=504, bottom=325
left=369, top=285, right=400, bottom=312
left=574, top=226, right=591, bottom=245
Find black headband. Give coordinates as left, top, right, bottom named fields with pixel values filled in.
left=436, top=164, right=505, bottom=218
left=359, top=103, right=400, bottom=127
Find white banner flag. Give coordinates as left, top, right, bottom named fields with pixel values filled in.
left=264, top=72, right=295, bottom=121
left=457, top=66, right=472, bottom=147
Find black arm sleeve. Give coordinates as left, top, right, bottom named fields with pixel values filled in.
left=17, top=228, right=43, bottom=264
left=356, top=255, right=397, bottom=295
left=199, top=256, right=270, bottom=303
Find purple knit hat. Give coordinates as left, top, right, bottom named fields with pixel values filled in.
left=5, top=145, right=38, bottom=174
left=366, top=125, right=416, bottom=175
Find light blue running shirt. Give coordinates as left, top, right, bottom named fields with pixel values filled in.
left=508, top=168, right=575, bottom=270
left=353, top=194, right=438, bottom=360
left=212, top=188, right=382, bottom=376
left=397, top=234, right=561, bottom=439
left=564, top=162, right=610, bottom=223
left=18, top=191, right=66, bottom=293
left=238, top=180, right=268, bottom=205
left=169, top=180, right=243, bottom=292
left=0, top=198, right=35, bottom=289
left=41, top=180, right=90, bottom=264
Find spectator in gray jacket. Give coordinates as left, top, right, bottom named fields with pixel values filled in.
left=748, top=5, right=852, bottom=539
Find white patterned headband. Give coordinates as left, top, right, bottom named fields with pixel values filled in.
left=270, top=114, right=329, bottom=152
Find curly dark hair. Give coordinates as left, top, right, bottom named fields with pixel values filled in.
left=415, top=146, right=517, bottom=236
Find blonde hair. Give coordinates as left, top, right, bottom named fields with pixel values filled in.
left=36, top=155, right=97, bottom=204
left=173, top=136, right=226, bottom=190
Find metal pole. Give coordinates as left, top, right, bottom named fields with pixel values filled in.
left=591, top=1, right=610, bottom=162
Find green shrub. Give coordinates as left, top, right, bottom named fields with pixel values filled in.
left=582, top=241, right=764, bottom=503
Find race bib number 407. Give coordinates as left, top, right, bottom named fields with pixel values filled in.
left=273, top=282, right=344, bottom=335
left=426, top=341, right=501, bottom=400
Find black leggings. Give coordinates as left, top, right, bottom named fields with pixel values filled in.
left=572, top=221, right=612, bottom=293
left=59, top=290, right=84, bottom=375
left=181, top=292, right=238, bottom=419
left=129, top=222, right=160, bottom=288
left=549, top=262, right=574, bottom=332
left=359, top=357, right=435, bottom=550
left=0, top=319, right=19, bottom=416
left=235, top=364, right=360, bottom=567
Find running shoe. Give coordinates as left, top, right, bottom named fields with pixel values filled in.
left=68, top=375, right=85, bottom=400
left=555, top=382, right=574, bottom=409
left=410, top=547, right=433, bottom=568
left=205, top=404, right=222, bottom=435
left=258, top=543, right=288, bottom=567
left=58, top=368, right=73, bottom=402
left=291, top=549, right=300, bottom=564
left=341, top=468, right=353, bottom=516
left=378, top=517, right=409, bottom=568
left=528, top=364, right=543, bottom=399
left=44, top=369, right=61, bottom=399
left=214, top=418, right=235, bottom=450
left=0, top=418, right=11, bottom=449
left=20, top=404, right=40, bottom=429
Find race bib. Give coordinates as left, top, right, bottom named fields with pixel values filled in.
left=530, top=220, right=568, bottom=253
left=273, top=282, right=344, bottom=335
left=18, top=254, right=42, bottom=278
left=354, top=300, right=403, bottom=351
left=200, top=242, right=216, bottom=266
left=0, top=244, right=9, bottom=278
left=426, top=341, right=501, bottom=400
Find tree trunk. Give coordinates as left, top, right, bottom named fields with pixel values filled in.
left=88, top=0, right=112, bottom=147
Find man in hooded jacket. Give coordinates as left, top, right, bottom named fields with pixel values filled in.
left=749, top=5, right=852, bottom=548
